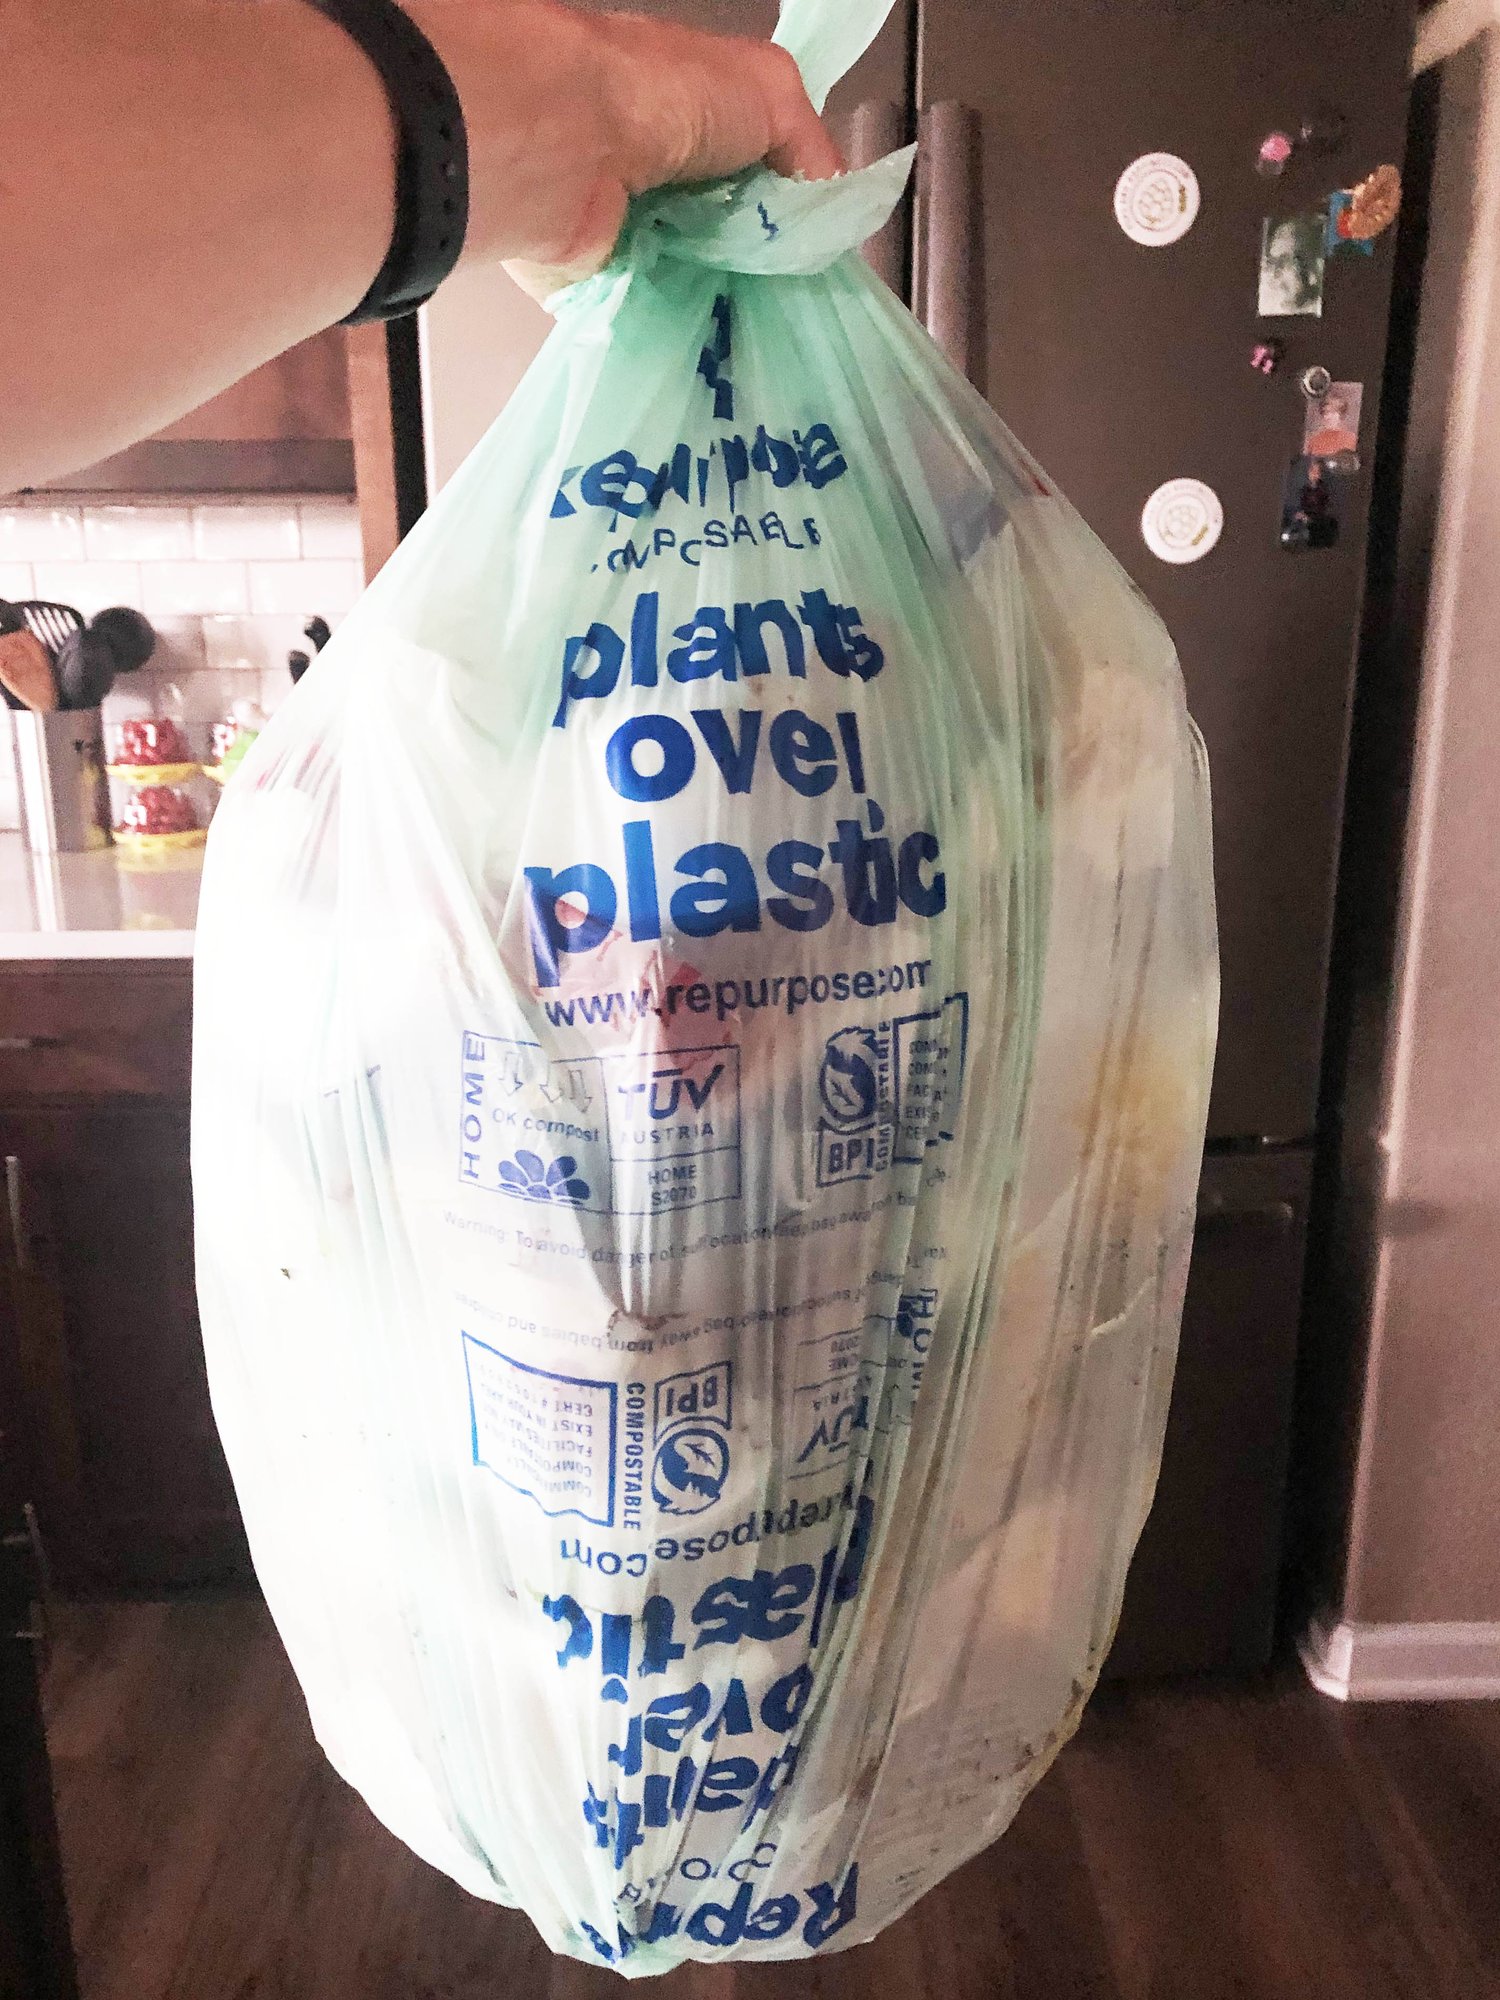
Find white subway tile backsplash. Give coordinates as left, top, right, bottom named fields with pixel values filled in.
left=175, top=668, right=250, bottom=724
left=141, top=561, right=248, bottom=617
left=249, top=558, right=361, bottom=617
left=7, top=500, right=356, bottom=727
left=192, top=502, right=301, bottom=562
left=82, top=505, right=193, bottom=563
left=260, top=662, right=297, bottom=716
left=32, top=561, right=143, bottom=616
left=0, top=506, right=84, bottom=563
left=207, top=612, right=310, bottom=679
left=101, top=680, right=160, bottom=726
left=297, top=500, right=362, bottom=560
left=201, top=615, right=271, bottom=673
left=142, top=615, right=208, bottom=678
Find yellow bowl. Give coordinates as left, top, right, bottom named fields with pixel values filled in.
left=112, top=827, right=208, bottom=867
left=107, top=761, right=203, bottom=786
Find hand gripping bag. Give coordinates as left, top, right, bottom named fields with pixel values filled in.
left=191, top=0, right=1218, bottom=1970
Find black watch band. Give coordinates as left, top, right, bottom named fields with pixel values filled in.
left=305, top=0, right=469, bottom=324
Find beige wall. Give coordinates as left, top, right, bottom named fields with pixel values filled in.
left=1313, top=29, right=1500, bottom=1627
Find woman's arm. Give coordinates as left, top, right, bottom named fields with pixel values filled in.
left=0, top=0, right=838, bottom=490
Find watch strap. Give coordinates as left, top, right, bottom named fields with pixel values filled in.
left=305, top=0, right=469, bottom=323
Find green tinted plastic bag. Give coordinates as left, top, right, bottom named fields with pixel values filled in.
left=192, top=0, right=1217, bottom=1971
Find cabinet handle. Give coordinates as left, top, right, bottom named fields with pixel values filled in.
left=846, top=99, right=906, bottom=294
left=0, top=1035, right=62, bottom=1051
left=1195, top=1195, right=1297, bottom=1233
left=3, top=1504, right=53, bottom=1659
left=2, top=1502, right=53, bottom=1596
left=4, top=1155, right=26, bottom=1272
left=918, top=101, right=982, bottom=384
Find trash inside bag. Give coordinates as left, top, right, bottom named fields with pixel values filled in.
left=191, top=0, right=1217, bottom=1972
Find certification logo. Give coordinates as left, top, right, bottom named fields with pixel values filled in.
left=651, top=1360, right=732, bottom=1516
left=814, top=997, right=969, bottom=1189
left=819, top=1026, right=884, bottom=1128
left=652, top=1427, right=730, bottom=1514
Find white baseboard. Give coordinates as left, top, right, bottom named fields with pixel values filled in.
left=1298, top=1608, right=1500, bottom=1701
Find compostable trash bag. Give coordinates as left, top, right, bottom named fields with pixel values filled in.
left=191, top=0, right=1217, bottom=1971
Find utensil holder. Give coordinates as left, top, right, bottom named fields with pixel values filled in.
left=11, top=709, right=112, bottom=854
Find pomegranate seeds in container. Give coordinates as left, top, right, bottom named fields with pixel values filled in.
left=106, top=713, right=198, bottom=787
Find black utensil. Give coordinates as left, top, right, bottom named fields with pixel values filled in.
left=287, top=648, right=312, bottom=685
left=89, top=605, right=156, bottom=673
left=17, top=600, right=84, bottom=657
left=56, top=627, right=119, bottom=710
left=304, top=616, right=331, bottom=653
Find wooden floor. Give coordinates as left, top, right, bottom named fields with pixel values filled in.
left=40, top=1596, right=1500, bottom=2000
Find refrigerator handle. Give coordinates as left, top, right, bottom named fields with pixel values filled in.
left=917, top=102, right=982, bottom=384
left=845, top=100, right=907, bottom=295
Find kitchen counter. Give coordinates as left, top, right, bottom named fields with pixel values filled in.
left=0, top=831, right=200, bottom=956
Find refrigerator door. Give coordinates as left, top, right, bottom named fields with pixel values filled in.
left=916, top=0, right=1416, bottom=1140
left=418, top=0, right=910, bottom=492
left=1104, top=1148, right=1313, bottom=1677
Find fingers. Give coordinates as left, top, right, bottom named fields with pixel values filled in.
left=596, top=16, right=844, bottom=194
left=756, top=43, right=846, bottom=183
left=498, top=10, right=845, bottom=304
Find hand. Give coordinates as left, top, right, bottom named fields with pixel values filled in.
left=410, top=2, right=844, bottom=296
left=0, top=0, right=842, bottom=489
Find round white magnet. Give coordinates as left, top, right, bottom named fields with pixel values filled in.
left=1113, top=152, right=1201, bottom=247
left=1140, top=478, right=1223, bottom=564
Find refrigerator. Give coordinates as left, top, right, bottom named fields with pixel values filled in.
left=415, top=0, right=1420, bottom=1674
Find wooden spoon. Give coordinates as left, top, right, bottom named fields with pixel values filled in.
left=0, top=627, right=59, bottom=711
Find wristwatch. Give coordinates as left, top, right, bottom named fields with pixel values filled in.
left=302, top=0, right=469, bottom=323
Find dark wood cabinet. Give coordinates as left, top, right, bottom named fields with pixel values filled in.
left=0, top=1167, right=78, bottom=2000
left=0, top=966, right=248, bottom=1596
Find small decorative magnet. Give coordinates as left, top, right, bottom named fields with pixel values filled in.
left=1114, top=152, right=1201, bottom=246
left=1251, top=338, right=1285, bottom=375
left=1325, top=189, right=1376, bottom=257
left=1141, top=478, right=1224, bottom=565
left=1303, top=379, right=1364, bottom=470
left=1279, top=455, right=1347, bottom=551
left=1299, top=363, right=1333, bottom=400
left=1259, top=211, right=1327, bottom=317
left=1342, top=163, right=1402, bottom=240
left=1257, top=131, right=1295, bottom=177
left=1297, top=108, right=1349, bottom=156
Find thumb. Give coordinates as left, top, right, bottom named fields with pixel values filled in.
left=504, top=174, right=630, bottom=302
